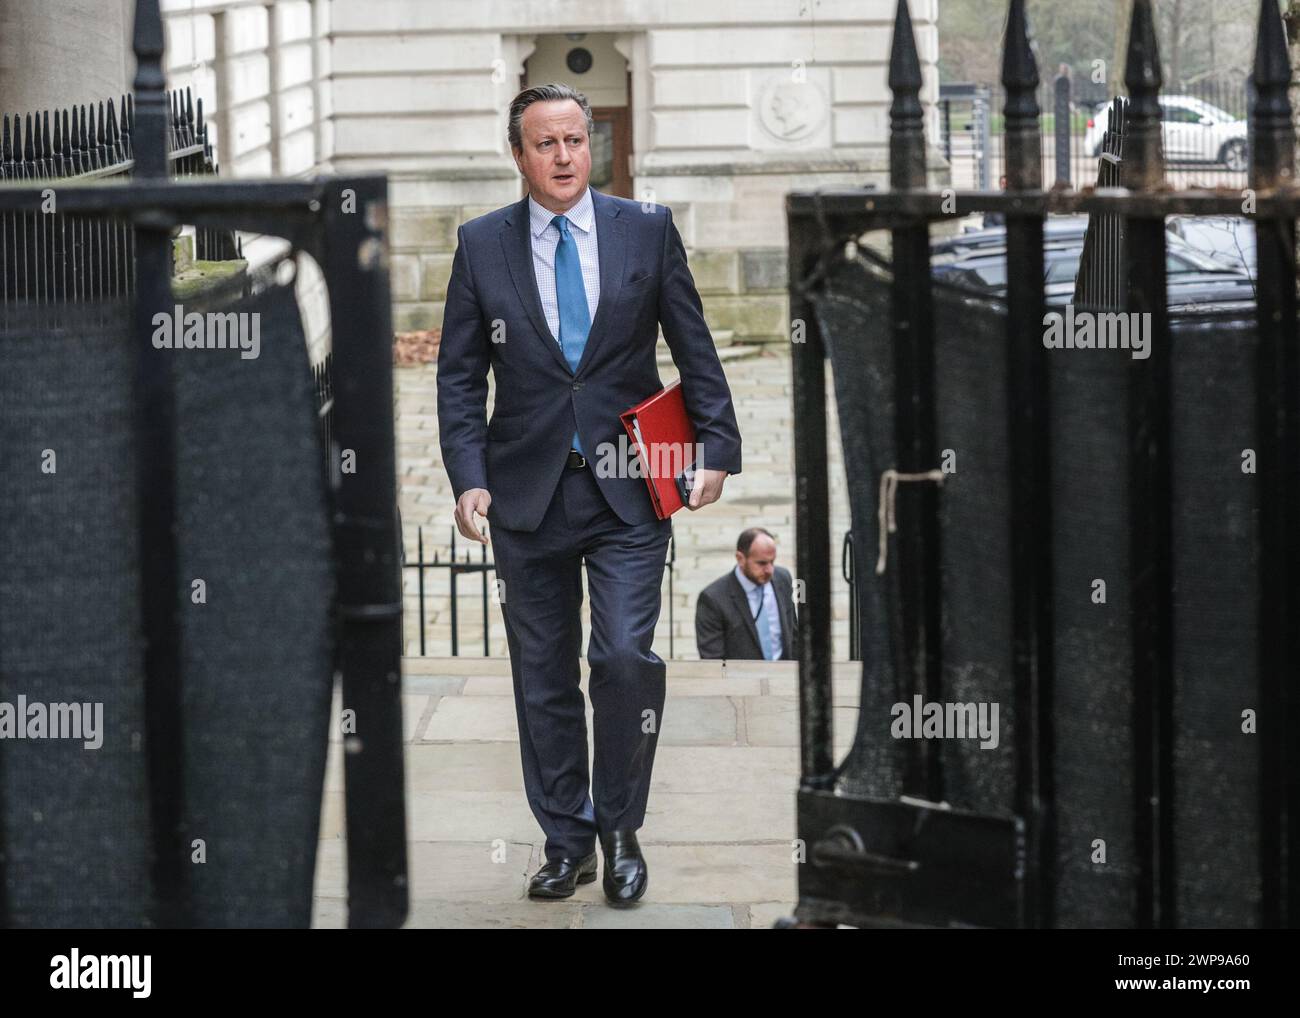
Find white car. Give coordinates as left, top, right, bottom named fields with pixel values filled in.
left=1083, top=94, right=1248, bottom=170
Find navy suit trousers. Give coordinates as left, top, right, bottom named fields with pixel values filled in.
left=489, top=462, right=672, bottom=861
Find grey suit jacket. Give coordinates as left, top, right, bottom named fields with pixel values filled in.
left=695, top=564, right=799, bottom=660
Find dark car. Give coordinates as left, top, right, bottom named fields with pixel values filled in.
left=1046, top=273, right=1257, bottom=312
left=938, top=215, right=1258, bottom=277
left=932, top=242, right=1086, bottom=292
left=931, top=214, right=1089, bottom=263
left=932, top=231, right=1251, bottom=303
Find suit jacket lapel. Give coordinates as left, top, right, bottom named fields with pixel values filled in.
left=501, top=193, right=568, bottom=374
left=728, top=574, right=764, bottom=657
left=499, top=187, right=627, bottom=378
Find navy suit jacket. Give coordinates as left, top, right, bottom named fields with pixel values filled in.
left=436, top=187, right=743, bottom=532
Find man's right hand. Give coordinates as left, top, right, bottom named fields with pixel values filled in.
left=454, top=488, right=492, bottom=544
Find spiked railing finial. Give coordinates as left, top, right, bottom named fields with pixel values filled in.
left=131, top=0, right=168, bottom=177
left=1251, top=0, right=1295, bottom=186
left=1122, top=0, right=1164, bottom=190
left=1002, top=0, right=1042, bottom=191
left=888, top=0, right=926, bottom=189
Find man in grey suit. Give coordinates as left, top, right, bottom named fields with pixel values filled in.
left=696, top=528, right=799, bottom=661
left=436, top=83, right=743, bottom=906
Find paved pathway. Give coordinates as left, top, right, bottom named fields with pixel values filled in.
left=310, top=656, right=864, bottom=928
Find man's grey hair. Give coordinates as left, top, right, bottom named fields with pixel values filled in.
left=508, top=83, right=594, bottom=152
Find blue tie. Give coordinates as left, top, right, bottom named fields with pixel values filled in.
left=755, top=586, right=777, bottom=661
left=552, top=214, right=590, bottom=455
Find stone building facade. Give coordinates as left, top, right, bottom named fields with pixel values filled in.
left=332, top=0, right=944, bottom=348
left=5, top=0, right=941, bottom=355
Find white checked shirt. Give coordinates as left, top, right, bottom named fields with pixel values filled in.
left=734, top=565, right=783, bottom=660
left=527, top=186, right=601, bottom=347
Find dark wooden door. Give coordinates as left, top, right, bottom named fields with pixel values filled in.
left=588, top=105, right=631, bottom=198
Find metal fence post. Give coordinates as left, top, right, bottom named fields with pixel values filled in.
left=977, top=84, right=993, bottom=190
left=940, top=98, right=952, bottom=165
left=1122, top=0, right=1176, bottom=930
left=841, top=530, right=859, bottom=661
left=1249, top=0, right=1298, bottom=929
left=888, top=0, right=945, bottom=804
left=1054, top=66, right=1072, bottom=188
left=1003, top=0, right=1055, bottom=929
left=129, top=0, right=190, bottom=929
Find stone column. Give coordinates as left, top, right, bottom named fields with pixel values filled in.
left=0, top=0, right=135, bottom=113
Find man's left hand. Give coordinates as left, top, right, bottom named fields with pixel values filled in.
left=687, top=468, right=728, bottom=510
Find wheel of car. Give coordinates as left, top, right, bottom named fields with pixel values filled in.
left=1220, top=139, right=1247, bottom=172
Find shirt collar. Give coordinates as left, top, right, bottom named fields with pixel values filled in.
left=734, top=563, right=767, bottom=595
left=528, top=185, right=594, bottom=239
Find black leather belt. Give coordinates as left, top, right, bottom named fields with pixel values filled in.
left=566, top=449, right=587, bottom=469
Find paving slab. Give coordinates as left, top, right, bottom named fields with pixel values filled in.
left=316, top=839, right=533, bottom=902
left=747, top=901, right=802, bottom=929
left=404, top=900, right=583, bottom=929
left=641, top=793, right=795, bottom=843
left=578, top=903, right=736, bottom=929
left=420, top=695, right=522, bottom=743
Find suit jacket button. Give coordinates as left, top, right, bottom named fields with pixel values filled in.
left=572, top=381, right=583, bottom=391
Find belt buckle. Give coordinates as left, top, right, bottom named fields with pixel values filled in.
left=569, top=449, right=587, bottom=469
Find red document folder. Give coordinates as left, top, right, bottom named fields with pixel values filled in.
left=619, top=379, right=699, bottom=520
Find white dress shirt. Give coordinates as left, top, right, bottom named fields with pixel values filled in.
left=527, top=185, right=601, bottom=346
left=734, top=564, right=783, bottom=660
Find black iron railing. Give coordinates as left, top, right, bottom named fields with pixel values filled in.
left=312, top=350, right=334, bottom=483
left=841, top=530, right=860, bottom=661
left=1, top=85, right=239, bottom=305
left=402, top=523, right=679, bottom=658
left=1073, top=95, right=1128, bottom=309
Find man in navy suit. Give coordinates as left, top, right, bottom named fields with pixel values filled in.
left=436, top=83, right=743, bottom=905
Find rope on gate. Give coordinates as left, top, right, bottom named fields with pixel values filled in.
left=875, top=467, right=946, bottom=575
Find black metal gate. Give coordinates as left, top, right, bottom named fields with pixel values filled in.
left=786, top=0, right=1297, bottom=928
left=0, top=0, right=405, bottom=928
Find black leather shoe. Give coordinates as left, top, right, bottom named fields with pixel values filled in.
left=528, top=852, right=598, bottom=899
left=600, top=829, right=648, bottom=906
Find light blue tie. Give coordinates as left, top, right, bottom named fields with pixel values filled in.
left=552, top=214, right=590, bottom=455
left=755, top=586, right=777, bottom=661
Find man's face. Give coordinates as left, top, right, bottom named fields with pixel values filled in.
left=512, top=99, right=592, bottom=214
left=736, top=535, right=777, bottom=586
